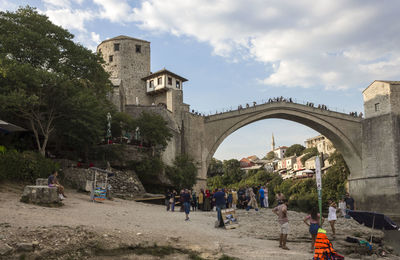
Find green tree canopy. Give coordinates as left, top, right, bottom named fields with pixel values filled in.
left=136, top=111, right=172, bottom=151
left=300, top=147, right=319, bottom=165
left=166, top=154, right=197, bottom=190
left=284, top=144, right=305, bottom=157
left=222, top=159, right=243, bottom=185
left=207, top=157, right=223, bottom=177
left=0, top=7, right=112, bottom=156
left=264, top=151, right=276, bottom=160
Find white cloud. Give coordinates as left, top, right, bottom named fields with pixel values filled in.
left=45, top=8, right=94, bottom=32
left=92, top=0, right=133, bottom=22
left=132, top=0, right=400, bottom=90
left=0, top=0, right=17, bottom=11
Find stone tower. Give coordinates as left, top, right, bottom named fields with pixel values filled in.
left=351, top=80, right=400, bottom=216
left=97, top=35, right=152, bottom=111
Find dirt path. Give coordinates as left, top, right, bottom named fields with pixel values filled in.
left=0, top=186, right=397, bottom=259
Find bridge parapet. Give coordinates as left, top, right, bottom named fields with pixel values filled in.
left=204, top=101, right=363, bottom=123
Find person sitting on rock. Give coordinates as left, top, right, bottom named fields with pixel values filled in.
left=48, top=170, right=66, bottom=200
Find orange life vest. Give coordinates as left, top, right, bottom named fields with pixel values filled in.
left=313, top=228, right=342, bottom=260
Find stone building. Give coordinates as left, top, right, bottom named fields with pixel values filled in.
left=304, top=135, right=335, bottom=157
left=97, top=35, right=190, bottom=165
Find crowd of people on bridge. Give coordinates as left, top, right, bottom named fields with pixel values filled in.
left=189, top=95, right=363, bottom=119
left=164, top=185, right=356, bottom=255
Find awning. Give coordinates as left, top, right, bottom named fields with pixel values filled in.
left=0, top=120, right=27, bottom=133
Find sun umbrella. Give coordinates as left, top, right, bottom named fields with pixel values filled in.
left=347, top=210, right=399, bottom=244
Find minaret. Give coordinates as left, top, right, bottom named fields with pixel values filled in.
left=271, top=133, right=275, bottom=152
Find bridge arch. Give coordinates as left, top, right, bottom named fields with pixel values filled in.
left=200, top=103, right=362, bottom=181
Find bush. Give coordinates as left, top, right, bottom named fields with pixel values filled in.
left=128, top=157, right=164, bottom=184
left=0, top=150, right=59, bottom=183
left=166, top=155, right=197, bottom=190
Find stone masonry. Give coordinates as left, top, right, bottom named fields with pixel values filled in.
left=98, top=35, right=400, bottom=217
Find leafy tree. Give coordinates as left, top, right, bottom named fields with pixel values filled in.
left=136, top=112, right=172, bottom=153
left=0, top=7, right=111, bottom=156
left=264, top=151, right=276, bottom=160
left=222, top=159, right=243, bottom=185
left=130, top=157, right=164, bottom=184
left=111, top=112, right=136, bottom=138
left=284, top=144, right=305, bottom=157
left=300, top=147, right=319, bottom=165
left=166, top=154, right=197, bottom=190
left=322, top=151, right=349, bottom=203
left=207, top=157, right=223, bottom=177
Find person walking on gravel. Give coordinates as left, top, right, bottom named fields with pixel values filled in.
left=182, top=189, right=191, bottom=221
left=273, top=199, right=289, bottom=250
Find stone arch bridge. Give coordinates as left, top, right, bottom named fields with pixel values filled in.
left=185, top=101, right=362, bottom=184
left=183, top=81, right=400, bottom=217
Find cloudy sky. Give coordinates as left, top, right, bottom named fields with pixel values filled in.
left=3, top=0, right=399, bottom=160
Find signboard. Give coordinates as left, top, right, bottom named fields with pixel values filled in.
left=221, top=208, right=239, bottom=229
left=315, top=156, right=323, bottom=224
left=315, top=156, right=322, bottom=191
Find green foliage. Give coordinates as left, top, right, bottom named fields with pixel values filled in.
left=221, top=159, right=243, bottom=185
left=136, top=112, right=172, bottom=150
left=0, top=7, right=112, bottom=156
left=166, top=154, right=197, bottom=190
left=207, top=157, right=223, bottom=177
left=322, top=151, right=349, bottom=203
left=284, top=144, right=305, bottom=157
left=301, top=147, right=319, bottom=165
left=129, top=157, right=164, bottom=184
left=0, top=145, right=5, bottom=154
left=265, top=151, right=275, bottom=160
left=0, top=150, right=59, bottom=182
left=88, top=145, right=125, bottom=162
left=207, top=151, right=350, bottom=213
left=111, top=112, right=136, bottom=138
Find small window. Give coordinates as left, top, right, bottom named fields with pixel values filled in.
left=135, top=45, right=141, bottom=53
left=168, top=77, right=172, bottom=85
left=176, top=80, right=180, bottom=89
left=149, top=80, right=154, bottom=88
left=157, top=77, right=162, bottom=85
left=109, top=55, right=113, bottom=62
left=98, top=48, right=102, bottom=53
left=114, top=43, right=120, bottom=51
left=375, top=103, right=380, bottom=112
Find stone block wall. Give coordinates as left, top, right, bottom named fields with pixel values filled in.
left=62, top=167, right=146, bottom=200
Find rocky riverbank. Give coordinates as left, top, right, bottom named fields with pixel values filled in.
left=0, top=183, right=399, bottom=259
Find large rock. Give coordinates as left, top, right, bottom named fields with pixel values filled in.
left=36, top=178, right=48, bottom=186
left=20, top=186, right=61, bottom=206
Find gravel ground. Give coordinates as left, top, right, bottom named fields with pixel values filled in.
left=0, top=184, right=398, bottom=260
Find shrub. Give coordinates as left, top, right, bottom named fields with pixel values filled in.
left=0, top=150, right=59, bottom=183
left=128, top=157, right=164, bottom=184
left=166, top=155, right=197, bottom=190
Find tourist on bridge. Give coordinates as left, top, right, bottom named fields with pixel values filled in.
left=273, top=199, right=289, bottom=250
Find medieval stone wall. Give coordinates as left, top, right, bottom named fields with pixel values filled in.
left=98, top=37, right=152, bottom=107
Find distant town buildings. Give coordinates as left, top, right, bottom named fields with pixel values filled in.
left=239, top=134, right=336, bottom=180
left=305, top=135, right=335, bottom=157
